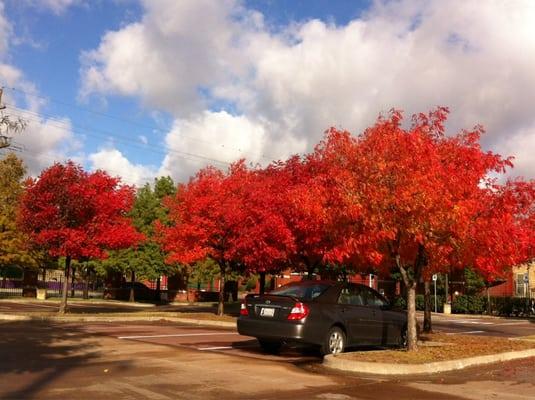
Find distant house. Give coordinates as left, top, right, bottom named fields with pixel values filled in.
left=487, top=261, right=535, bottom=297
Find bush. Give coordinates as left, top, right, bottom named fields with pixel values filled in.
left=392, top=294, right=534, bottom=317
left=392, top=295, right=445, bottom=312
left=452, top=295, right=486, bottom=314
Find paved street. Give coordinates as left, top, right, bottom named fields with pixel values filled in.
left=429, top=313, right=535, bottom=338
left=1, top=307, right=535, bottom=399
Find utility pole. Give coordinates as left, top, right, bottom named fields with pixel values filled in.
left=0, top=87, right=27, bottom=149
left=0, top=88, right=9, bottom=149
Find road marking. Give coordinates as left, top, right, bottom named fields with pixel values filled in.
left=198, top=346, right=234, bottom=351
left=493, top=321, right=531, bottom=326
left=23, top=303, right=59, bottom=309
left=118, top=332, right=239, bottom=339
left=445, top=330, right=484, bottom=335
left=439, top=319, right=494, bottom=325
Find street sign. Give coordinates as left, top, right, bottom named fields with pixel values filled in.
left=432, top=274, right=438, bottom=281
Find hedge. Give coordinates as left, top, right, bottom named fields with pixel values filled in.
left=392, top=294, right=534, bottom=317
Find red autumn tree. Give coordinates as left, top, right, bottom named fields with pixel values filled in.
left=224, top=163, right=295, bottom=293
left=18, top=161, right=143, bottom=313
left=158, top=165, right=241, bottom=315
left=331, top=107, right=532, bottom=350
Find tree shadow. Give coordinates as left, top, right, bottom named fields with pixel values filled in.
left=0, top=319, right=113, bottom=399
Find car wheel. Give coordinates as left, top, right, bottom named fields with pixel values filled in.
left=322, top=326, right=346, bottom=356
left=398, top=324, right=408, bottom=348
left=258, top=339, right=282, bottom=354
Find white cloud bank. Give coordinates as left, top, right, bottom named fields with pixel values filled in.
left=88, top=147, right=158, bottom=187
left=81, top=0, right=535, bottom=182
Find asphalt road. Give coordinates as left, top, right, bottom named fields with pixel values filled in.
left=427, top=313, right=535, bottom=338
left=2, top=301, right=535, bottom=399
left=1, top=319, right=535, bottom=400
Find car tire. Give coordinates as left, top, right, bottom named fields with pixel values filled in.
left=398, top=324, right=408, bottom=348
left=258, top=339, right=282, bottom=354
left=321, top=326, right=346, bottom=356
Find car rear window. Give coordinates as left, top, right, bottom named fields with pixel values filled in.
left=270, top=283, right=330, bottom=300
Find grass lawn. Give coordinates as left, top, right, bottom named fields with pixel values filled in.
left=341, top=333, right=535, bottom=364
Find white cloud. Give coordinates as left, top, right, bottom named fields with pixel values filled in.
left=494, top=126, right=535, bottom=181
left=81, top=0, right=535, bottom=180
left=159, top=110, right=305, bottom=182
left=89, top=147, right=158, bottom=187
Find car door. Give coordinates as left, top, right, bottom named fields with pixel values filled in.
left=336, top=284, right=377, bottom=345
left=360, top=286, right=388, bottom=346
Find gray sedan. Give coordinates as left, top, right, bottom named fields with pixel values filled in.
left=237, top=280, right=407, bottom=355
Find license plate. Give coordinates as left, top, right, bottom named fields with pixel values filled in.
left=260, top=307, right=275, bottom=317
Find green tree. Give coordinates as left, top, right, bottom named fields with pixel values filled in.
left=0, top=154, right=37, bottom=271
left=99, top=176, right=177, bottom=301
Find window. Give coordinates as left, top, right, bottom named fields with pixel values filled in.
left=360, top=286, right=387, bottom=307
left=337, top=286, right=364, bottom=306
left=270, top=283, right=330, bottom=300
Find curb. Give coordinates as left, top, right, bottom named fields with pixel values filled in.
left=0, top=313, right=236, bottom=328
left=323, top=348, right=535, bottom=375
left=0, top=298, right=156, bottom=308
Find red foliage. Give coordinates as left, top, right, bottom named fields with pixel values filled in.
left=18, top=162, right=143, bottom=260
left=158, top=161, right=295, bottom=274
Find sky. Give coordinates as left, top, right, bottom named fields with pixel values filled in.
left=0, top=0, right=534, bottom=187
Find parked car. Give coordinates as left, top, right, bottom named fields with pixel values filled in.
left=237, top=280, right=407, bottom=355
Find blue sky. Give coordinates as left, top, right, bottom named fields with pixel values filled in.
left=0, top=0, right=534, bottom=186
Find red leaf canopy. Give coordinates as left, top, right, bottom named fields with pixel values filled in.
left=18, top=161, right=143, bottom=260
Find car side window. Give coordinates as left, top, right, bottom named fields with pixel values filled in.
left=361, top=286, right=387, bottom=307
left=337, top=286, right=364, bottom=306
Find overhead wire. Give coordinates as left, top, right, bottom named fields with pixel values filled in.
left=2, top=85, right=283, bottom=163
left=6, top=104, right=231, bottom=167
left=0, top=146, right=154, bottom=187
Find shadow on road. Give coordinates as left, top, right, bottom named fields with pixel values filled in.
left=0, top=320, right=104, bottom=399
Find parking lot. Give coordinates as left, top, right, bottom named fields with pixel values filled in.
left=2, top=301, right=535, bottom=399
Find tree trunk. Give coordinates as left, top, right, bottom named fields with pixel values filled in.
left=217, top=265, right=225, bottom=316
left=83, top=268, right=89, bottom=300
left=59, top=256, right=71, bottom=314
left=70, top=266, right=76, bottom=298
left=423, top=280, right=432, bottom=333
left=129, top=270, right=135, bottom=302
left=398, top=259, right=419, bottom=351
left=407, top=283, right=418, bottom=350
left=486, top=286, right=491, bottom=315
left=259, top=271, right=266, bottom=295
left=155, top=277, right=161, bottom=302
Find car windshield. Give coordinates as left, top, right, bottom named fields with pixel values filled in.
left=269, top=283, right=330, bottom=300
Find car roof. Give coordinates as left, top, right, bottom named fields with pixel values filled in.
left=282, top=280, right=337, bottom=287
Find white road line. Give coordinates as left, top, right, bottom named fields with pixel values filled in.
left=439, top=319, right=494, bottom=325
left=198, top=346, right=233, bottom=351
left=24, top=303, right=58, bottom=309
left=118, top=332, right=239, bottom=339
left=445, top=330, right=485, bottom=335
left=493, top=321, right=531, bottom=326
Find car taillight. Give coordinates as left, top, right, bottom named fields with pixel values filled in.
left=240, top=302, right=249, bottom=316
left=287, top=302, right=309, bottom=321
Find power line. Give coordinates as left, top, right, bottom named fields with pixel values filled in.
left=6, top=104, right=231, bottom=167
left=2, top=85, right=283, bottom=162
left=0, top=146, right=154, bottom=187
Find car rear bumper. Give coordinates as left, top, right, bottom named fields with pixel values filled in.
left=237, top=317, right=308, bottom=342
